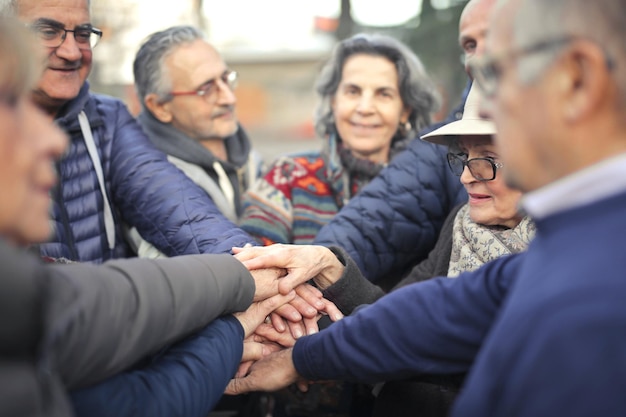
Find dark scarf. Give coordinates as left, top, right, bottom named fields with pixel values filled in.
left=336, top=134, right=410, bottom=195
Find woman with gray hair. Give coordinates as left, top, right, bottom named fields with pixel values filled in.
left=240, top=33, right=440, bottom=245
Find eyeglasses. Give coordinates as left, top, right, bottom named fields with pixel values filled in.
left=168, top=70, right=238, bottom=102
left=447, top=152, right=503, bottom=182
left=30, top=23, right=103, bottom=50
left=468, top=37, right=573, bottom=97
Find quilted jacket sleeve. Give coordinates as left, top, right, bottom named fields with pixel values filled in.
left=102, top=98, right=254, bottom=255
left=313, top=138, right=466, bottom=284
left=70, top=316, right=244, bottom=417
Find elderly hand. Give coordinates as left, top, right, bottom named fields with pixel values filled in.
left=248, top=267, right=287, bottom=301
left=233, top=244, right=345, bottom=294
left=226, top=348, right=304, bottom=395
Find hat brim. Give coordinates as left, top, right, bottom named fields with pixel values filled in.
left=421, top=118, right=496, bottom=146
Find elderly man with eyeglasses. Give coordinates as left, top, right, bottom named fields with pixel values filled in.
left=225, top=0, right=626, bottom=415
left=126, top=25, right=264, bottom=258
left=0, top=0, right=256, bottom=263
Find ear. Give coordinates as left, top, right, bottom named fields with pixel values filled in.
left=400, top=106, right=411, bottom=124
left=559, top=40, right=613, bottom=122
left=144, top=93, right=173, bottom=123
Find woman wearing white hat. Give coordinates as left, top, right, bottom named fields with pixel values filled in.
left=232, top=83, right=536, bottom=417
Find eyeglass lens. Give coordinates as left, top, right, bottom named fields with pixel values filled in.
left=447, top=154, right=496, bottom=181
left=33, top=25, right=101, bottom=49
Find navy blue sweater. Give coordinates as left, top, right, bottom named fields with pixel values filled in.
left=71, top=316, right=244, bottom=417
left=295, top=190, right=626, bottom=417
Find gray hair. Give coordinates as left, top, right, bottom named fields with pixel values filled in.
left=314, top=33, right=440, bottom=139
left=510, top=0, right=626, bottom=103
left=133, top=25, right=205, bottom=109
left=0, top=0, right=91, bottom=16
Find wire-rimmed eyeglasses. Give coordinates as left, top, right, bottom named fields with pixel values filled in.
left=447, top=152, right=503, bottom=182
left=168, top=70, right=238, bottom=102
left=29, top=23, right=103, bottom=50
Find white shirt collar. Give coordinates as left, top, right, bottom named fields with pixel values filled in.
left=522, top=153, right=626, bottom=220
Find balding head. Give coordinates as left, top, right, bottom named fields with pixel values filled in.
left=459, top=0, right=497, bottom=75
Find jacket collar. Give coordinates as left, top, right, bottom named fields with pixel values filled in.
left=137, top=110, right=252, bottom=173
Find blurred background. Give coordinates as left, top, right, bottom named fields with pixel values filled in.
left=90, top=0, right=469, bottom=160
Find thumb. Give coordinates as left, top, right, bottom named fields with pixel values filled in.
left=225, top=377, right=250, bottom=396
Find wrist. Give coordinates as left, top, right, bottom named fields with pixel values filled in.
left=314, top=247, right=345, bottom=290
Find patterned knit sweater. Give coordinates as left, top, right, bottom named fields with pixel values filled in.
left=239, top=134, right=406, bottom=244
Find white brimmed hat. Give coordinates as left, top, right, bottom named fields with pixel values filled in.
left=421, top=83, right=495, bottom=146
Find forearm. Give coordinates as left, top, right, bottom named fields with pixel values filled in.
left=45, top=255, right=254, bottom=388
left=70, top=316, right=244, bottom=417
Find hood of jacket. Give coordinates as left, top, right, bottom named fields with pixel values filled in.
left=137, top=110, right=252, bottom=173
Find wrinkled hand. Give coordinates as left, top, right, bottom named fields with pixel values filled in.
left=233, top=244, right=345, bottom=294
left=249, top=267, right=287, bottom=301
left=226, top=348, right=303, bottom=395
left=233, top=291, right=295, bottom=337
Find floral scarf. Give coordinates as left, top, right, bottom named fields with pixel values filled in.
left=448, top=204, right=536, bottom=277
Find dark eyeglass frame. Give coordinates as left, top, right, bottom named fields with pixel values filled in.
left=168, top=70, right=238, bottom=102
left=468, top=37, right=574, bottom=97
left=30, top=23, right=103, bottom=50
left=447, top=152, right=503, bottom=182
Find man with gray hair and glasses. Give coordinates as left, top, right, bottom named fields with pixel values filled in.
left=127, top=25, right=263, bottom=257
left=226, top=0, right=626, bottom=415
left=0, top=0, right=255, bottom=263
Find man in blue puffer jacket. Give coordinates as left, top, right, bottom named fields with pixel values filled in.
left=5, top=0, right=254, bottom=264
left=314, top=0, right=495, bottom=285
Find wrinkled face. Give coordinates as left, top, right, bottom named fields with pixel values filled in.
left=458, top=135, right=522, bottom=228
left=332, top=54, right=409, bottom=164
left=17, top=0, right=93, bottom=114
left=161, top=39, right=238, bottom=141
left=459, top=0, right=497, bottom=74
left=0, top=93, right=67, bottom=242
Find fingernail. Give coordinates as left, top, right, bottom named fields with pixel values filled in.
left=307, top=328, right=318, bottom=335
left=294, top=328, right=303, bottom=338
left=333, top=313, right=344, bottom=321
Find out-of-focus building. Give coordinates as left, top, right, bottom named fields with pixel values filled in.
left=89, top=0, right=468, bottom=160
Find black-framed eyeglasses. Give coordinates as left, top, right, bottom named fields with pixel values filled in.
left=468, top=37, right=573, bottom=97
left=29, top=23, right=103, bottom=50
left=168, top=70, right=238, bottom=102
left=447, top=152, right=503, bottom=182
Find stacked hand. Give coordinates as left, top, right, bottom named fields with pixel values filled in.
left=228, top=244, right=347, bottom=392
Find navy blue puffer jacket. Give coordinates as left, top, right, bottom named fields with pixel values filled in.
left=314, top=137, right=467, bottom=285
left=41, top=83, right=253, bottom=263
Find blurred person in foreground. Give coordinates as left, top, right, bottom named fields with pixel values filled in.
left=240, top=33, right=443, bottom=247
left=128, top=25, right=265, bottom=258
left=225, top=0, right=626, bottom=415
left=313, top=0, right=497, bottom=288
left=231, top=83, right=535, bottom=417
left=0, top=17, right=295, bottom=417
left=0, top=0, right=255, bottom=264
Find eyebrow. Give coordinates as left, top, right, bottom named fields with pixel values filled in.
left=32, top=17, right=93, bottom=29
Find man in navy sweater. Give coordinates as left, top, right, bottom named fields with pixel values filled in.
left=226, top=0, right=626, bottom=415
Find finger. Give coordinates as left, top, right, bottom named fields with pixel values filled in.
left=287, top=294, right=319, bottom=319
left=295, top=284, right=326, bottom=311
left=303, top=316, right=319, bottom=335
left=242, top=341, right=267, bottom=362
left=273, top=304, right=302, bottom=323
left=225, top=377, right=249, bottom=395
left=269, top=311, right=287, bottom=332
left=235, top=360, right=254, bottom=378
left=320, top=298, right=344, bottom=322
left=286, top=319, right=306, bottom=339
left=255, top=324, right=297, bottom=347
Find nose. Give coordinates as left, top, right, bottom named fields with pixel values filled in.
left=215, top=79, right=237, bottom=105
left=356, top=93, right=375, bottom=113
left=459, top=163, right=476, bottom=185
left=55, top=32, right=82, bottom=61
